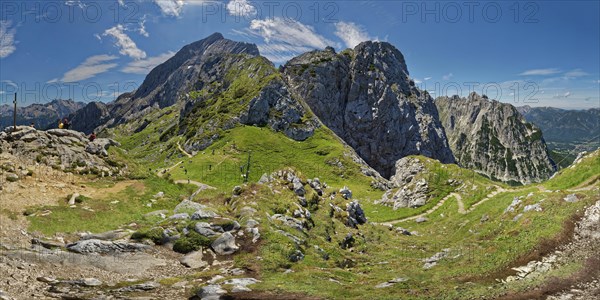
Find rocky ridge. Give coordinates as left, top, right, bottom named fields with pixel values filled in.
left=436, top=93, right=556, bottom=184
left=283, top=43, right=455, bottom=178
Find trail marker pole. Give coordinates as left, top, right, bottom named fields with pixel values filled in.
left=13, top=93, right=17, bottom=131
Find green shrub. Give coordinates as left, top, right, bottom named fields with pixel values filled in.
left=172, top=231, right=212, bottom=254
left=131, top=227, right=165, bottom=244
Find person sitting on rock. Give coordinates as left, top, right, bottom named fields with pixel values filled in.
left=58, top=119, right=64, bottom=129
left=63, top=118, right=71, bottom=130
left=89, top=132, right=97, bottom=142
left=30, top=122, right=35, bottom=128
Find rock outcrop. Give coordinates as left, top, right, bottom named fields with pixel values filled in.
left=436, top=93, right=556, bottom=184
left=283, top=42, right=455, bottom=178
left=0, top=126, right=122, bottom=175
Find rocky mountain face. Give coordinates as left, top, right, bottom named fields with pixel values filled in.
left=0, top=99, right=84, bottom=129
left=69, top=102, right=111, bottom=134
left=71, top=33, right=318, bottom=153
left=436, top=93, right=556, bottom=184
left=282, top=42, right=455, bottom=178
left=517, top=106, right=600, bottom=150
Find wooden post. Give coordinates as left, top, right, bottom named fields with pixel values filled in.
left=13, top=93, right=17, bottom=131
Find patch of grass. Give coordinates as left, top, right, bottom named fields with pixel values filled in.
left=27, top=176, right=195, bottom=235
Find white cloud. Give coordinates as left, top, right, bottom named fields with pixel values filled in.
left=563, top=69, right=588, bottom=77
left=424, top=77, right=432, bottom=81
left=334, top=21, right=373, bottom=48
left=250, top=17, right=335, bottom=49
left=0, top=21, right=17, bottom=58
left=64, top=0, right=85, bottom=9
left=59, top=55, right=119, bottom=82
left=103, top=25, right=146, bottom=59
left=227, top=0, right=257, bottom=17
left=257, top=43, right=311, bottom=63
left=121, top=51, right=176, bottom=74
left=138, top=18, right=149, bottom=37
left=518, top=68, right=561, bottom=76
left=154, top=0, right=185, bottom=17
left=118, top=0, right=125, bottom=6
left=442, top=73, right=453, bottom=80
left=553, top=91, right=571, bottom=99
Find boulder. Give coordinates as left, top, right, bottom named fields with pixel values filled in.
left=180, top=250, right=208, bottom=269
left=66, top=239, right=149, bottom=254
left=211, top=232, right=239, bottom=255
left=339, top=186, right=352, bottom=199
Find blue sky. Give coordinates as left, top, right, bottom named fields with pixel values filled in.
left=0, top=0, right=599, bottom=109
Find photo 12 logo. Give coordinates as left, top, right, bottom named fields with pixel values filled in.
left=400, top=1, right=539, bottom=23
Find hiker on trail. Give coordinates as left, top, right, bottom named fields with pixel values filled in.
left=58, top=119, right=64, bottom=129
left=89, top=132, right=97, bottom=142
left=63, top=118, right=71, bottom=130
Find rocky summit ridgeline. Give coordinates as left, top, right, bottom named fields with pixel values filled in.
left=68, top=32, right=559, bottom=184
left=436, top=93, right=556, bottom=184
left=282, top=43, right=455, bottom=178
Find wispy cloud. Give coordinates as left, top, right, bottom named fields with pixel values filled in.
left=154, top=0, right=185, bottom=17
left=103, top=25, right=147, bottom=59
left=226, top=0, right=257, bottom=17
left=64, top=0, right=85, bottom=9
left=56, top=55, right=119, bottom=82
left=552, top=91, right=571, bottom=99
left=250, top=17, right=335, bottom=49
left=518, top=68, right=561, bottom=76
left=0, top=21, right=17, bottom=58
left=424, top=77, right=432, bottom=81
left=248, top=17, right=335, bottom=63
left=121, top=51, right=175, bottom=74
left=563, top=69, right=588, bottom=78
left=442, top=73, right=453, bottom=80
left=334, top=21, right=373, bottom=48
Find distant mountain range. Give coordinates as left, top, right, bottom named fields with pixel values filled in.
left=0, top=99, right=85, bottom=129
left=517, top=106, right=599, bottom=149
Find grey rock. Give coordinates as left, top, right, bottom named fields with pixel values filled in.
left=115, top=281, right=160, bottom=292
left=436, top=93, right=556, bottom=184
left=180, top=250, right=208, bottom=269
left=292, top=180, right=305, bottom=196
left=245, top=219, right=259, bottom=228
left=505, top=197, right=522, bottom=213
left=346, top=200, right=367, bottom=228
left=524, top=203, right=543, bottom=212
left=415, top=217, right=428, bottom=223
left=379, top=157, right=430, bottom=208
left=564, top=194, right=579, bottom=203
left=339, top=186, right=352, bottom=199
left=66, top=239, right=149, bottom=254
left=423, top=249, right=450, bottom=269
left=211, top=232, right=239, bottom=255
left=272, top=214, right=304, bottom=231
left=191, top=209, right=218, bottom=220
left=194, top=222, right=219, bottom=237
left=174, top=199, right=206, bottom=213
left=197, top=284, right=226, bottom=299
left=169, top=213, right=190, bottom=220
left=283, top=41, right=455, bottom=178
